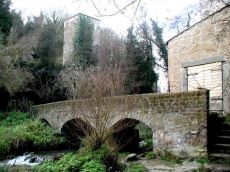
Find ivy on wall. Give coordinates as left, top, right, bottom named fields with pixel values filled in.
left=73, top=14, right=95, bottom=70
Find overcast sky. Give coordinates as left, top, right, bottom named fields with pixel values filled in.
left=11, top=0, right=199, bottom=35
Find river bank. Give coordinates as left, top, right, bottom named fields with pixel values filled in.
left=0, top=112, right=71, bottom=160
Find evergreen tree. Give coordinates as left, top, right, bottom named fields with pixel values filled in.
left=0, top=0, right=13, bottom=44
left=125, top=24, right=158, bottom=94
left=36, top=12, right=64, bottom=69
left=73, top=14, right=95, bottom=69
left=8, top=10, right=24, bottom=44
left=151, top=19, right=168, bottom=72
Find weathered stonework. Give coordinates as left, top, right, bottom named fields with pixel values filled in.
left=63, top=13, right=100, bottom=65
left=31, top=90, right=209, bottom=158
left=168, top=6, right=230, bottom=114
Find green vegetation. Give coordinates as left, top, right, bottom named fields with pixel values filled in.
left=36, top=145, right=118, bottom=172
left=158, top=150, right=182, bottom=164
left=36, top=153, right=106, bottom=172
left=135, top=123, right=153, bottom=151
left=194, top=157, right=209, bottom=164
left=0, top=111, right=29, bottom=127
left=125, top=163, right=146, bottom=172
left=0, top=166, right=8, bottom=172
left=73, top=14, right=95, bottom=69
left=224, top=115, right=230, bottom=124
left=0, top=112, right=66, bottom=158
left=125, top=25, right=158, bottom=94
left=144, top=151, right=157, bottom=160
left=0, top=0, right=12, bottom=44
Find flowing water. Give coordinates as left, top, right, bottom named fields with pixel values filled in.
left=0, top=150, right=75, bottom=172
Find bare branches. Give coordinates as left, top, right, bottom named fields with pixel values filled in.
left=131, top=0, right=142, bottom=22
left=84, top=0, right=141, bottom=18
left=58, top=65, right=130, bottom=150
left=0, top=52, right=33, bottom=95
left=89, top=0, right=102, bottom=16
left=96, top=0, right=140, bottom=17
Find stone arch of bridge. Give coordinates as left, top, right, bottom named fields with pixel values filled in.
left=40, top=118, right=51, bottom=126
left=111, top=117, right=154, bottom=152
left=60, top=117, right=92, bottom=146
left=109, top=114, right=154, bottom=132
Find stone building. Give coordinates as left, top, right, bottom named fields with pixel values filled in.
left=168, top=5, right=230, bottom=114
left=63, top=13, right=100, bottom=65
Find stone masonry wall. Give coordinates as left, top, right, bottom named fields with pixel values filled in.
left=168, top=6, right=230, bottom=113
left=63, top=15, right=78, bottom=64
left=168, top=7, right=230, bottom=90
left=31, top=90, right=209, bottom=158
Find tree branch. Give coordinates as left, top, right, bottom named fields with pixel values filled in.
left=94, top=0, right=139, bottom=17
left=90, top=0, right=102, bottom=16
left=131, top=0, right=142, bottom=22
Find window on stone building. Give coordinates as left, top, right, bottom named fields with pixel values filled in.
left=186, top=62, right=223, bottom=111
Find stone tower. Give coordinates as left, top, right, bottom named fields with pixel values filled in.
left=63, top=13, right=100, bottom=65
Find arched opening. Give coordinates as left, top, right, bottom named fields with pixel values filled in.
left=112, top=118, right=153, bottom=153
left=61, top=118, right=92, bottom=149
left=40, top=118, right=51, bottom=126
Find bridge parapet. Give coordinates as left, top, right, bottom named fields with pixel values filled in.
left=30, top=90, right=209, bottom=158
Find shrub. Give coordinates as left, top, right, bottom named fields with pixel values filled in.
left=36, top=153, right=82, bottom=172
left=37, top=145, right=115, bottom=171
left=12, top=120, right=66, bottom=148
left=0, top=112, right=66, bottom=157
left=195, top=157, right=209, bottom=164
left=0, top=127, right=11, bottom=156
left=81, top=160, right=106, bottom=172
left=0, top=111, right=30, bottom=127
left=79, top=144, right=118, bottom=171
left=36, top=147, right=108, bottom=172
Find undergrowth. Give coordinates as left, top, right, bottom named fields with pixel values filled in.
left=36, top=145, right=118, bottom=172
left=0, top=112, right=66, bottom=158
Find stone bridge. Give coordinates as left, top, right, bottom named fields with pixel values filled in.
left=30, top=90, right=209, bottom=157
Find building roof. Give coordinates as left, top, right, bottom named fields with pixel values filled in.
left=167, top=5, right=230, bottom=44
left=65, top=13, right=100, bottom=22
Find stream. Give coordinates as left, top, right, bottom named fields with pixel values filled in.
left=0, top=150, right=75, bottom=172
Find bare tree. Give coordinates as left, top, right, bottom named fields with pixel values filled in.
left=0, top=53, right=33, bottom=95
left=58, top=65, right=138, bottom=150
left=31, top=70, right=58, bottom=102
left=93, top=27, right=126, bottom=68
